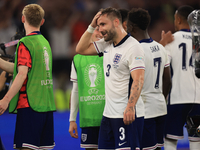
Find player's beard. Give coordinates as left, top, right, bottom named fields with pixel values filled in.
left=103, top=28, right=116, bottom=42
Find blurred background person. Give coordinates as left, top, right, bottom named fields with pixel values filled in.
left=163, top=5, right=200, bottom=150
left=119, top=8, right=145, bottom=150
left=0, top=3, right=56, bottom=149
left=127, top=8, right=171, bottom=150
left=69, top=27, right=105, bottom=150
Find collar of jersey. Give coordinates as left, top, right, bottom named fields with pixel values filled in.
left=27, top=31, right=41, bottom=36
left=113, top=33, right=130, bottom=47
left=139, top=37, right=153, bottom=43
left=180, top=29, right=191, bottom=32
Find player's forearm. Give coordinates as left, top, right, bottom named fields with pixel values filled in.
left=162, top=67, right=171, bottom=99
left=163, top=78, right=171, bottom=99
left=163, top=82, right=171, bottom=100
left=0, top=71, right=7, bottom=91
left=129, top=70, right=144, bottom=107
left=2, top=70, right=27, bottom=103
left=129, top=78, right=144, bottom=107
left=0, top=58, right=14, bottom=74
left=76, top=11, right=101, bottom=55
left=76, top=28, right=93, bottom=54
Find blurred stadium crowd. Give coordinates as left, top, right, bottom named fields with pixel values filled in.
left=0, top=0, right=200, bottom=111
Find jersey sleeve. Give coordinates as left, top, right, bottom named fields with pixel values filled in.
left=164, top=42, right=173, bottom=63
left=128, top=44, right=145, bottom=72
left=159, top=43, right=170, bottom=68
left=93, top=38, right=108, bottom=54
left=70, top=61, right=77, bottom=82
left=164, top=48, right=170, bottom=68
left=17, top=42, right=32, bottom=69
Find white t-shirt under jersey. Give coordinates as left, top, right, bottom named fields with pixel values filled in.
left=70, top=61, right=77, bottom=82
left=94, top=34, right=145, bottom=118
left=165, top=30, right=200, bottom=104
left=140, top=38, right=169, bottom=119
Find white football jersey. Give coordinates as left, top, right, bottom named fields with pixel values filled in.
left=165, top=30, right=200, bottom=104
left=94, top=35, right=145, bottom=118
left=140, top=38, right=169, bottom=119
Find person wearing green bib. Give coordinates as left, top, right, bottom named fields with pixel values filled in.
left=69, top=28, right=105, bottom=150
left=0, top=4, right=56, bottom=150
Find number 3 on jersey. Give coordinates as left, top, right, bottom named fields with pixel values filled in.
left=106, top=64, right=111, bottom=77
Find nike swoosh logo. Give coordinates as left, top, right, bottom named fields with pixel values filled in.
left=118, top=141, right=127, bottom=146
left=104, top=51, right=107, bottom=53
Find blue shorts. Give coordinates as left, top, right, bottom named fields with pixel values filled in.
left=165, top=104, right=200, bottom=141
left=98, top=116, right=141, bottom=150
left=14, top=107, right=55, bottom=150
left=80, top=127, right=100, bottom=149
left=142, top=115, right=166, bottom=150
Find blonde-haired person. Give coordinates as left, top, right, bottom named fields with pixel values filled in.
left=0, top=4, right=56, bottom=150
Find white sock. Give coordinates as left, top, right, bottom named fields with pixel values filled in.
left=164, top=138, right=177, bottom=150
left=189, top=141, right=200, bottom=150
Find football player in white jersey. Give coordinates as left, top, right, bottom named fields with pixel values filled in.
left=119, top=8, right=146, bottom=149
left=76, top=7, right=145, bottom=150
left=127, top=8, right=171, bottom=150
left=163, top=5, right=200, bottom=150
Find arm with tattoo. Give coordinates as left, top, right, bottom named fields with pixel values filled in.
left=123, top=69, right=144, bottom=125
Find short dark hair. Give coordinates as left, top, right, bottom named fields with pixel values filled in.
left=100, top=7, right=122, bottom=23
left=128, top=8, right=151, bottom=31
left=177, top=5, right=194, bottom=21
left=118, top=8, right=129, bottom=23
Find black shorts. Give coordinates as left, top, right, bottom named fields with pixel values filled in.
left=165, top=104, right=200, bottom=141
left=14, top=107, right=55, bottom=150
left=98, top=116, right=141, bottom=150
left=142, top=115, right=166, bottom=149
left=80, top=127, right=100, bottom=149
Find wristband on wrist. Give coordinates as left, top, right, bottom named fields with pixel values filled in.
left=87, top=25, right=95, bottom=33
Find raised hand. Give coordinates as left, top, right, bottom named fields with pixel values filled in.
left=159, top=30, right=174, bottom=46
left=90, top=11, right=102, bottom=28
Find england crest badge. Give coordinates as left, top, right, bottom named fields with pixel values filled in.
left=113, top=53, right=122, bottom=68
left=81, top=133, right=87, bottom=142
